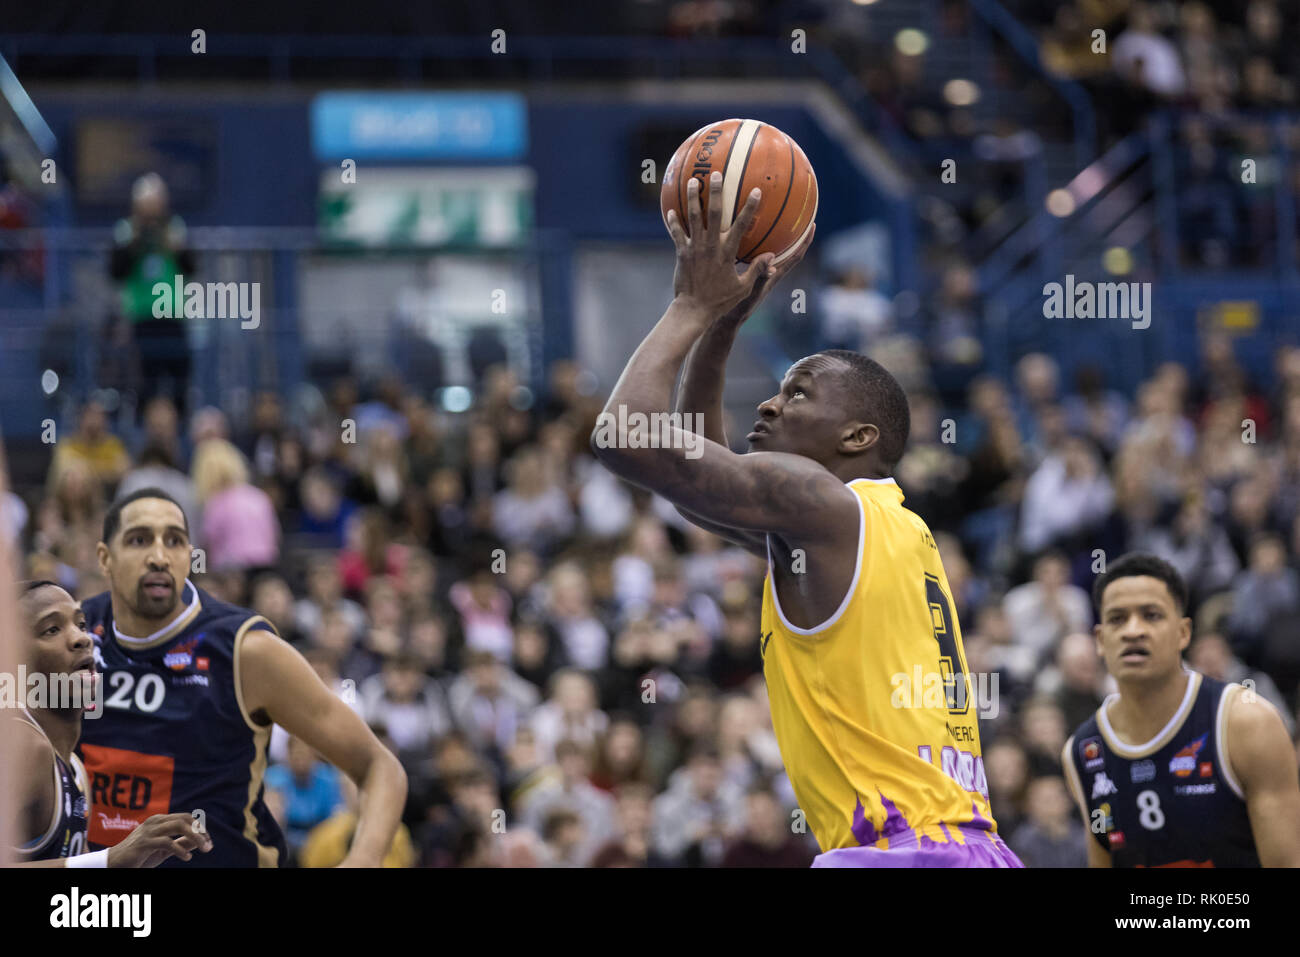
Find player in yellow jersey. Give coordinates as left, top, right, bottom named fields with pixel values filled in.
left=591, top=171, right=1021, bottom=867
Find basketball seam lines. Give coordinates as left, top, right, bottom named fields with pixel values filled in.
left=740, top=135, right=794, bottom=261
left=729, top=121, right=759, bottom=233
left=678, top=127, right=710, bottom=226
left=716, top=121, right=742, bottom=228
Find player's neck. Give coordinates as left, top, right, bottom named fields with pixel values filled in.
left=29, top=707, right=81, bottom=763
left=112, top=581, right=191, bottom=639
left=1109, top=669, right=1192, bottom=745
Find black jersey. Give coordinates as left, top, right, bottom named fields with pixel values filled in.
left=77, top=581, right=287, bottom=867
left=1065, top=671, right=1259, bottom=867
left=13, top=709, right=89, bottom=861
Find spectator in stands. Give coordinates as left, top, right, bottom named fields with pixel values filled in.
left=518, top=739, right=616, bottom=867
left=449, top=560, right=514, bottom=663
left=820, top=266, right=892, bottom=353
left=984, top=738, right=1030, bottom=838
left=1111, top=2, right=1187, bottom=99
left=447, top=649, right=540, bottom=754
left=1009, top=776, right=1088, bottom=868
left=543, top=561, right=610, bottom=671
left=589, top=782, right=670, bottom=868
left=651, top=744, right=744, bottom=866
left=265, top=735, right=345, bottom=862
left=531, top=669, right=609, bottom=763
left=1036, top=632, right=1108, bottom=732
left=359, top=652, right=452, bottom=766
left=590, top=716, right=649, bottom=793
left=116, top=441, right=198, bottom=533
left=192, top=438, right=280, bottom=572
left=1003, top=551, right=1094, bottom=662
left=491, top=445, right=575, bottom=554
left=1189, top=632, right=1295, bottom=734
left=721, top=787, right=816, bottom=867
left=1227, top=533, right=1299, bottom=662
left=47, top=398, right=130, bottom=495
left=1018, top=434, right=1115, bottom=555
left=109, top=173, right=196, bottom=417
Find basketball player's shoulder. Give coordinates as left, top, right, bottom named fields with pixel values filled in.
left=194, top=587, right=279, bottom=637
left=79, top=590, right=112, bottom=622
left=1220, top=678, right=1289, bottom=754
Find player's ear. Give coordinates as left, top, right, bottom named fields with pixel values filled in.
left=1177, top=616, right=1192, bottom=654
left=841, top=421, right=877, bottom=454
left=96, top=541, right=112, bottom=579
left=1093, top=623, right=1105, bottom=659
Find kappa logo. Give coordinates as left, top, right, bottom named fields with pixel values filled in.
left=1130, top=759, right=1156, bottom=783
left=1081, top=736, right=1105, bottom=770
left=1091, top=772, right=1118, bottom=799
left=1170, top=733, right=1208, bottom=779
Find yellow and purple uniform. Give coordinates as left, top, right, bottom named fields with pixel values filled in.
left=761, top=477, right=1021, bottom=867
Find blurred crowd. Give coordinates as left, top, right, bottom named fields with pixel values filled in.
left=8, top=323, right=1300, bottom=868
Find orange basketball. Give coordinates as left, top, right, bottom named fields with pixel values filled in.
left=661, top=118, right=817, bottom=264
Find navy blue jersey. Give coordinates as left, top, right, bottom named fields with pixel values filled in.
left=77, top=581, right=287, bottom=867
left=1065, top=671, right=1259, bottom=868
left=13, top=710, right=89, bottom=861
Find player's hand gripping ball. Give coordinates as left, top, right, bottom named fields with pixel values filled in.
left=661, top=118, right=818, bottom=264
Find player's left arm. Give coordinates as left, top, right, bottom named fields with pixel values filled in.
left=239, top=628, right=407, bottom=867
left=1224, top=685, right=1300, bottom=867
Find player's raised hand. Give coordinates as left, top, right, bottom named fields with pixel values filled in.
left=667, top=171, right=775, bottom=321
left=106, top=812, right=214, bottom=868
left=717, top=221, right=816, bottom=330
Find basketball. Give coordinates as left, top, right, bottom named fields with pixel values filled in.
left=660, top=118, right=818, bottom=264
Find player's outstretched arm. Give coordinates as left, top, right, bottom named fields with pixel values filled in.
left=592, top=172, right=855, bottom=540
left=239, top=628, right=407, bottom=868
left=1224, top=685, right=1300, bottom=867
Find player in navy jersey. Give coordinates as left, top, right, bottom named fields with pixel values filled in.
left=79, top=488, right=407, bottom=867
left=13, top=580, right=212, bottom=867
left=1064, top=553, right=1300, bottom=867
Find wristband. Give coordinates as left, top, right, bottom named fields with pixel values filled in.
left=66, top=849, right=109, bottom=869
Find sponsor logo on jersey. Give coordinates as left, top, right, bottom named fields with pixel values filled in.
left=1098, top=801, right=1114, bottom=831
left=163, top=634, right=204, bottom=672
left=172, top=674, right=209, bottom=687
left=1130, top=759, right=1156, bottom=783
left=1108, top=829, right=1126, bottom=849
left=1091, top=771, right=1118, bottom=798
left=1174, top=783, right=1216, bottom=796
left=1169, top=733, right=1208, bottom=778
left=80, top=744, right=174, bottom=846
left=1081, top=736, right=1104, bottom=770
left=1198, top=761, right=1212, bottom=778
left=195, top=657, right=210, bottom=671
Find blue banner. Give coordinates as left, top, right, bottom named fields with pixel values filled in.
left=311, top=92, right=527, bottom=160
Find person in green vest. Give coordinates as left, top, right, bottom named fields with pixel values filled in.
left=109, top=173, right=196, bottom=418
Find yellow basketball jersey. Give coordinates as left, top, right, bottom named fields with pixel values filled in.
left=760, top=477, right=998, bottom=852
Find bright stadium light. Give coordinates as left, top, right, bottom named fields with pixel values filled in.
left=943, top=79, right=980, bottom=106
left=441, top=386, right=473, bottom=413
left=895, top=29, right=929, bottom=56
left=1046, top=189, right=1076, bottom=217
left=1103, top=246, right=1133, bottom=275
